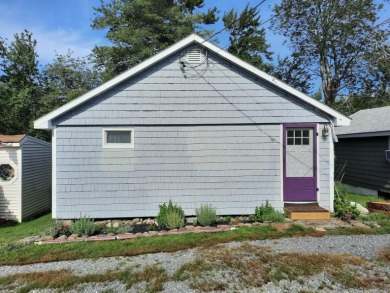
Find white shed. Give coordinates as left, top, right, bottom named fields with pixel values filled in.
left=0, top=134, right=51, bottom=222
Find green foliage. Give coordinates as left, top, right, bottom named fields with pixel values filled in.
left=71, top=216, right=100, bottom=237
left=361, top=212, right=390, bottom=228
left=45, top=221, right=72, bottom=238
left=252, top=201, right=285, bottom=223
left=334, top=182, right=360, bottom=220
left=223, top=4, right=273, bottom=73
left=273, top=0, right=389, bottom=105
left=272, top=55, right=312, bottom=94
left=166, top=211, right=185, bottom=230
left=156, top=200, right=185, bottom=228
left=91, top=0, right=218, bottom=80
left=43, top=50, right=101, bottom=103
left=0, top=30, right=44, bottom=138
left=103, top=224, right=134, bottom=235
left=196, top=204, right=217, bottom=226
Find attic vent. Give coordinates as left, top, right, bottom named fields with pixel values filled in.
left=186, top=47, right=203, bottom=64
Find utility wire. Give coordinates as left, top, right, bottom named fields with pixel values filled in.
left=201, top=0, right=268, bottom=44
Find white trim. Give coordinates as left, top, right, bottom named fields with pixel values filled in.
left=52, top=128, right=57, bottom=218
left=17, top=149, right=22, bottom=222
left=102, top=128, right=134, bottom=149
left=0, top=161, right=18, bottom=186
left=280, top=124, right=283, bottom=202
left=0, top=143, right=20, bottom=148
left=329, top=129, right=335, bottom=212
left=34, top=34, right=350, bottom=130
left=316, top=124, right=320, bottom=203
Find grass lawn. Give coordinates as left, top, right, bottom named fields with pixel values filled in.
left=1, top=198, right=390, bottom=267
left=0, top=213, right=53, bottom=251
left=345, top=193, right=389, bottom=207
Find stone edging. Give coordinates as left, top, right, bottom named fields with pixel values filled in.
left=37, top=225, right=233, bottom=245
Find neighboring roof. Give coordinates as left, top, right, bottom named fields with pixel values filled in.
left=34, top=34, right=350, bottom=129
left=0, top=134, right=27, bottom=143
left=336, top=106, right=390, bottom=138
left=0, top=134, right=51, bottom=147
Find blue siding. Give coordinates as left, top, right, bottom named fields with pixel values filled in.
left=21, top=140, right=52, bottom=220
left=54, top=47, right=327, bottom=126
left=55, top=125, right=282, bottom=218
left=52, top=44, right=333, bottom=218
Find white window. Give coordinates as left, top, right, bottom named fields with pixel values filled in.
left=102, top=128, right=134, bottom=148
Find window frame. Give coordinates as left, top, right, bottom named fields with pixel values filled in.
left=0, top=162, right=17, bottom=185
left=102, top=128, right=134, bottom=149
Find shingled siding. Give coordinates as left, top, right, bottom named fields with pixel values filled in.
left=55, top=125, right=283, bottom=218
left=52, top=44, right=333, bottom=218
left=53, top=46, right=328, bottom=127
left=335, top=136, right=390, bottom=193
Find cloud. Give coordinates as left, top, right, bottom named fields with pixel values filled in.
left=0, top=1, right=108, bottom=65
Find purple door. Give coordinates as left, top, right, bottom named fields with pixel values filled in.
left=283, top=124, right=317, bottom=201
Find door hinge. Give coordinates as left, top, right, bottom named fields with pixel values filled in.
left=316, top=132, right=319, bottom=136
left=317, top=188, right=319, bottom=191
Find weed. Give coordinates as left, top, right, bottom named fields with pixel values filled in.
left=252, top=201, right=285, bottom=222
left=334, top=182, right=360, bottom=220
left=196, top=204, right=217, bottom=226
left=377, top=246, right=390, bottom=263
left=174, top=243, right=366, bottom=290
left=119, top=265, right=168, bottom=292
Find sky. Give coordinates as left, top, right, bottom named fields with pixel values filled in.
left=0, top=0, right=388, bottom=67
left=0, top=0, right=284, bottom=66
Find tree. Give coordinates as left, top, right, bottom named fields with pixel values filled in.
left=273, top=0, right=389, bottom=105
left=42, top=51, right=101, bottom=106
left=223, top=4, right=273, bottom=72
left=0, top=30, right=43, bottom=136
left=91, top=0, right=218, bottom=80
left=272, top=54, right=312, bottom=94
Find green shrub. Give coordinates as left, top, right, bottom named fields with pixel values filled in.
left=166, top=211, right=185, bottom=229
left=334, top=182, right=360, bottom=220
left=252, top=201, right=285, bottom=223
left=71, top=216, right=99, bottom=236
left=196, top=204, right=217, bottom=226
left=156, top=200, right=185, bottom=228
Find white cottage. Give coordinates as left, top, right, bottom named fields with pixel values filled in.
left=0, top=135, right=51, bottom=222
left=34, top=34, right=350, bottom=220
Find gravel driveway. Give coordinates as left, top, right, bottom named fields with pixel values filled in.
left=1, top=234, right=390, bottom=292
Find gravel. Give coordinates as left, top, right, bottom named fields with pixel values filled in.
left=1, top=234, right=390, bottom=292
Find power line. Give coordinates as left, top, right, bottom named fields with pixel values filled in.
left=201, top=0, right=268, bottom=44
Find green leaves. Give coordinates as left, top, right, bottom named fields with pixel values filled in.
left=223, top=4, right=273, bottom=73
left=91, top=0, right=218, bottom=80
left=273, top=0, right=389, bottom=105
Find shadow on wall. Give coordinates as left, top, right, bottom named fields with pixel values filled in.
left=0, top=185, right=16, bottom=222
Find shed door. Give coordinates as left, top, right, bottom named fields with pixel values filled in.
left=283, top=125, right=317, bottom=201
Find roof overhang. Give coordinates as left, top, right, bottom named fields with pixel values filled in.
left=34, top=34, right=351, bottom=130
left=337, top=130, right=390, bottom=139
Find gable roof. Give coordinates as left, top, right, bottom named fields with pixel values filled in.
left=336, top=106, right=390, bottom=138
left=0, top=134, right=27, bottom=143
left=34, top=34, right=350, bottom=129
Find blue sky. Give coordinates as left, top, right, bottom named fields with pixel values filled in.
left=0, top=0, right=388, bottom=66
left=0, top=0, right=283, bottom=65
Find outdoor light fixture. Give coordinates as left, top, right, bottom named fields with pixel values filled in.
left=322, top=125, right=329, bottom=137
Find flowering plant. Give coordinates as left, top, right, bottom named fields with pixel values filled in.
left=45, top=221, right=72, bottom=238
